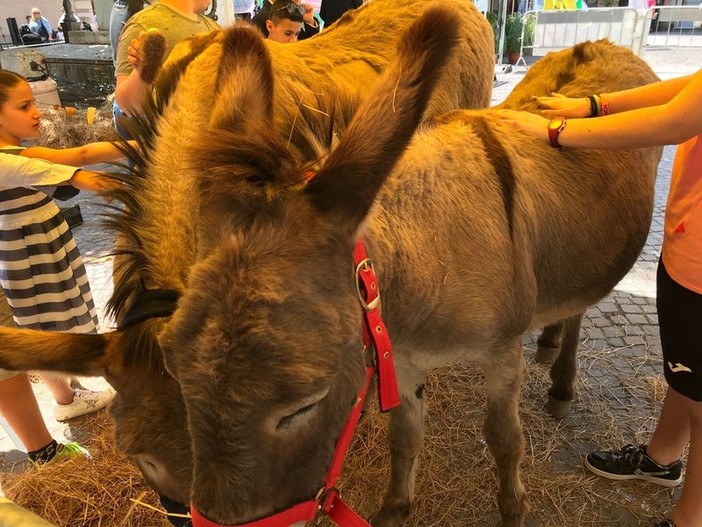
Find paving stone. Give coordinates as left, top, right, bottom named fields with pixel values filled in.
left=623, top=335, right=646, bottom=347
left=625, top=314, right=648, bottom=325
left=598, top=302, right=618, bottom=313
left=607, top=337, right=627, bottom=349
left=587, top=306, right=603, bottom=317
left=592, top=317, right=610, bottom=328
left=621, top=304, right=643, bottom=314
left=585, top=327, right=605, bottom=340
left=642, top=325, right=660, bottom=336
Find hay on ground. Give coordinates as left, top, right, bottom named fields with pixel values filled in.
left=0, top=412, right=167, bottom=527
left=1, top=337, right=679, bottom=526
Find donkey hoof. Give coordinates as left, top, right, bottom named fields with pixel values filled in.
left=535, top=345, right=559, bottom=364
left=371, top=504, right=410, bottom=527
left=545, top=396, right=571, bottom=419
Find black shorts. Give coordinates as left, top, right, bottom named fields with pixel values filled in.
left=658, top=259, right=702, bottom=401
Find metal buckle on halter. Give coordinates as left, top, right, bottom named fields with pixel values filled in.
left=314, top=486, right=340, bottom=518
left=354, top=258, right=380, bottom=311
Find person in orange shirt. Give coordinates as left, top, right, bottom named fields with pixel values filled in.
left=497, top=69, right=702, bottom=527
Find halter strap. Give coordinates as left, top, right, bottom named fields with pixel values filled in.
left=119, top=289, right=180, bottom=328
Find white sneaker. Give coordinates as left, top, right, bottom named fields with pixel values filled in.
left=53, top=388, right=115, bottom=422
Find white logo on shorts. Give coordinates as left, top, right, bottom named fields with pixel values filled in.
left=668, top=362, right=693, bottom=374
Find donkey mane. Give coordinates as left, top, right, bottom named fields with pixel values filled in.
left=101, top=33, right=219, bottom=321
left=102, top=29, right=363, bottom=369
left=100, top=0, right=493, bottom=382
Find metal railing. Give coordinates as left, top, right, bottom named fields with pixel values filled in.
left=516, top=7, right=652, bottom=68
left=647, top=5, right=702, bottom=47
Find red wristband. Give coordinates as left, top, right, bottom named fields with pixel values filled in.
left=600, top=93, right=610, bottom=116
left=547, top=117, right=566, bottom=149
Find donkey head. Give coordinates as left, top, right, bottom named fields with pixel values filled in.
left=157, top=6, right=461, bottom=524
left=0, top=326, right=192, bottom=506
left=105, top=323, right=192, bottom=507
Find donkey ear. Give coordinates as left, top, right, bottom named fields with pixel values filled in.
left=0, top=327, right=110, bottom=377
left=208, top=25, right=275, bottom=130
left=304, top=4, right=461, bottom=231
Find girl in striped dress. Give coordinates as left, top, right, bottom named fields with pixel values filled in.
left=0, top=70, right=124, bottom=463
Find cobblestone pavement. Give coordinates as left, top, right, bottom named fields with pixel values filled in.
left=0, top=46, right=697, bottom=523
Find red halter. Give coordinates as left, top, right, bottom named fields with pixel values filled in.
left=190, top=239, right=400, bottom=527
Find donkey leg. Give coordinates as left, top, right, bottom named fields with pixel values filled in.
left=372, top=368, right=427, bottom=527
left=481, top=340, right=528, bottom=527
left=545, top=313, right=584, bottom=419
left=535, top=322, right=563, bottom=364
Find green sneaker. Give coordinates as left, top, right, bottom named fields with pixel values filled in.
left=30, top=441, right=91, bottom=465
left=51, top=442, right=91, bottom=462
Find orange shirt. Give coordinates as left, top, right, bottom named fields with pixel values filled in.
left=662, top=135, right=702, bottom=294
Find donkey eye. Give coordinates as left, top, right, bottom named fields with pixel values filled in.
left=274, top=387, right=330, bottom=432
left=276, top=402, right=318, bottom=431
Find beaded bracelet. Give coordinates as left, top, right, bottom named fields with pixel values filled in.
left=587, top=94, right=610, bottom=117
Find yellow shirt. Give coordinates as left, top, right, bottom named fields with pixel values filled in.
left=115, top=3, right=220, bottom=78
left=662, top=135, right=702, bottom=294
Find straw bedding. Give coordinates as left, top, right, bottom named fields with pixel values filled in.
left=30, top=101, right=121, bottom=149
left=0, top=412, right=167, bottom=526
left=0, top=336, right=679, bottom=527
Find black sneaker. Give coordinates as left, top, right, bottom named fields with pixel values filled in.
left=584, top=444, right=682, bottom=487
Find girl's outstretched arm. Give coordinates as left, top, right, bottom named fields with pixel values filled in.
left=535, top=73, right=697, bottom=119
left=68, top=169, right=123, bottom=194
left=497, top=68, right=702, bottom=150
left=20, top=141, right=133, bottom=167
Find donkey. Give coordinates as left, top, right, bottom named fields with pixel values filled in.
left=492, top=46, right=661, bottom=420
left=0, top=0, right=494, bottom=517
left=133, top=0, right=494, bottom=162
left=150, top=33, right=660, bottom=527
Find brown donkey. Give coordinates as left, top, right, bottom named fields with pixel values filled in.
left=0, top=0, right=494, bottom=518
left=153, top=35, right=661, bottom=527
left=0, top=30, right=659, bottom=527
left=494, top=43, right=663, bottom=420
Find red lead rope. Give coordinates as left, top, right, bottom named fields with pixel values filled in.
left=352, top=241, right=401, bottom=412
left=190, top=240, right=399, bottom=527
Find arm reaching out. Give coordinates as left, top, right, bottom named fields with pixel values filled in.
left=69, top=169, right=123, bottom=194
left=497, top=68, right=702, bottom=150
left=532, top=74, right=697, bottom=119
left=0, top=152, right=123, bottom=196
left=20, top=141, right=130, bottom=167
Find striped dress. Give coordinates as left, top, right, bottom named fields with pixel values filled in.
left=0, top=147, right=98, bottom=333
